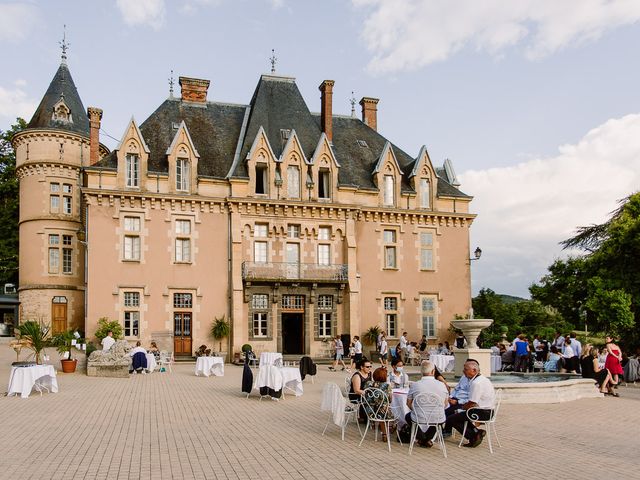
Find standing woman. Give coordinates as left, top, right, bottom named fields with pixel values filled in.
left=379, top=334, right=389, bottom=367
left=604, top=336, right=624, bottom=386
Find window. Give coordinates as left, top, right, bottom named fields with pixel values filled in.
left=63, top=196, right=72, bottom=215
left=124, top=292, right=140, bottom=307
left=282, top=295, right=304, bottom=310
left=384, top=297, right=398, bottom=337
left=254, top=224, right=267, bottom=238
left=357, top=139, right=368, bottom=148
left=251, top=294, right=269, bottom=338
left=318, top=169, right=330, bottom=199
left=318, top=227, right=330, bottom=240
left=50, top=183, right=60, bottom=213
left=319, top=313, right=332, bottom=338
left=62, top=235, right=72, bottom=274
left=124, top=311, right=139, bottom=337
left=175, top=219, right=191, bottom=263
left=125, top=153, right=140, bottom=188
left=49, top=234, right=60, bottom=245
left=175, top=219, right=191, bottom=235
left=176, top=158, right=190, bottom=191
left=255, top=164, right=268, bottom=195
left=420, top=179, right=430, bottom=208
left=420, top=232, right=434, bottom=270
left=383, top=229, right=397, bottom=268
left=287, top=165, right=300, bottom=199
left=383, top=175, right=394, bottom=206
left=254, top=223, right=268, bottom=263
left=421, top=296, right=437, bottom=338
left=62, top=184, right=72, bottom=194
left=48, top=234, right=60, bottom=274
left=123, top=216, right=141, bottom=261
left=318, top=244, right=330, bottom=266
left=173, top=293, right=192, bottom=308
left=288, top=224, right=300, bottom=239
left=50, top=183, right=60, bottom=193
left=317, top=294, right=333, bottom=309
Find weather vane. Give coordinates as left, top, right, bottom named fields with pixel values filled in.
left=270, top=49, right=277, bottom=73
left=350, top=91, right=356, bottom=117
left=169, top=69, right=175, bottom=97
left=59, top=24, right=70, bottom=65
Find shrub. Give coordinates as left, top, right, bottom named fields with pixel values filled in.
left=94, top=317, right=123, bottom=341
left=241, top=343, right=253, bottom=353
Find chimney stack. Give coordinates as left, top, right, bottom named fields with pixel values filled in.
left=319, top=80, right=335, bottom=141
left=87, top=107, right=103, bottom=166
left=359, top=97, right=379, bottom=131
left=179, top=76, right=210, bottom=103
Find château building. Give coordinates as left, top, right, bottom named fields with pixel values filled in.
left=14, top=52, right=476, bottom=358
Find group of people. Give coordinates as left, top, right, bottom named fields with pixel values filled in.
left=347, top=357, right=496, bottom=448
left=100, top=330, right=162, bottom=373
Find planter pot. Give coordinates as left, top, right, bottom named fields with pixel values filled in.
left=60, top=358, right=77, bottom=373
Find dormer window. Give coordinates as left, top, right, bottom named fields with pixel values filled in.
left=318, top=169, right=330, bottom=199
left=176, top=158, right=190, bottom=191
left=126, top=153, right=140, bottom=188
left=420, top=178, right=430, bottom=208
left=255, top=163, right=268, bottom=195
left=52, top=97, right=72, bottom=123
left=383, top=175, right=395, bottom=206
left=287, top=165, right=300, bottom=199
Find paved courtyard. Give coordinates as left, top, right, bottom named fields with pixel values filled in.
left=1, top=340, right=639, bottom=480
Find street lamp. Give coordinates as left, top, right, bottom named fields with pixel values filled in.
left=469, top=247, right=482, bottom=262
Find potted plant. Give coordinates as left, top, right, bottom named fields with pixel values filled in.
left=51, top=330, right=80, bottom=373
left=210, top=316, right=230, bottom=359
left=363, top=325, right=381, bottom=361
left=16, top=320, right=50, bottom=364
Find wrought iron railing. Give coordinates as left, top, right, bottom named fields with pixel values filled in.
left=242, top=262, right=348, bottom=282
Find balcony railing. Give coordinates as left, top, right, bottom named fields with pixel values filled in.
left=242, top=262, right=348, bottom=283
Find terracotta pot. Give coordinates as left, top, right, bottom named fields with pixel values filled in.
left=60, top=358, right=77, bottom=373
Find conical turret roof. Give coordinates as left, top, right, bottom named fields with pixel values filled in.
left=27, top=62, right=90, bottom=136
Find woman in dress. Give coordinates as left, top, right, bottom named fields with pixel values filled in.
left=349, top=358, right=373, bottom=402
left=604, top=336, right=624, bottom=386
left=580, top=346, right=614, bottom=395
left=363, top=367, right=395, bottom=441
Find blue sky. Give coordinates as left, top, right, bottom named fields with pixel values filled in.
left=2, top=0, right=640, bottom=298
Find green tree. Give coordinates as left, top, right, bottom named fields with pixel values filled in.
left=585, top=278, right=634, bottom=337
left=0, top=118, right=26, bottom=286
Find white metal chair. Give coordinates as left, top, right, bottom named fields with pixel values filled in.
left=358, top=387, right=396, bottom=452
left=321, top=383, right=360, bottom=440
left=407, top=392, right=447, bottom=457
left=458, top=389, right=502, bottom=453
left=158, top=351, right=174, bottom=373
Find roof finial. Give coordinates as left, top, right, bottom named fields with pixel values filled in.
left=169, top=69, right=175, bottom=98
left=269, top=49, right=277, bottom=74
left=350, top=91, right=357, bottom=117
left=59, top=24, right=69, bottom=65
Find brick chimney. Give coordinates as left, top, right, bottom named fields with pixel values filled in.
left=179, top=76, right=210, bottom=103
left=359, top=97, right=379, bottom=131
left=319, top=80, right=335, bottom=141
left=87, top=107, right=103, bottom=166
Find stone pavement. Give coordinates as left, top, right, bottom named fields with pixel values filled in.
left=1, top=343, right=639, bottom=480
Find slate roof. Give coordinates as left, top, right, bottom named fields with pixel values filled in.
left=94, top=73, right=469, bottom=198
left=27, top=62, right=90, bottom=136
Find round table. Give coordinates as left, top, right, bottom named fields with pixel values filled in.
left=259, top=352, right=283, bottom=366
left=430, top=354, right=455, bottom=372
left=195, top=356, right=225, bottom=377
left=145, top=354, right=157, bottom=372
left=391, top=388, right=410, bottom=427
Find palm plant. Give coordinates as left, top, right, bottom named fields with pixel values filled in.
left=16, top=321, right=50, bottom=364
left=51, top=330, right=76, bottom=361
left=210, top=316, right=230, bottom=352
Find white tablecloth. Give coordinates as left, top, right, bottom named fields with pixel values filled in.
left=430, top=354, right=455, bottom=372
left=146, top=354, right=157, bottom=373
left=391, top=388, right=410, bottom=427
left=7, top=365, right=58, bottom=398
left=259, top=352, right=283, bottom=366
left=195, top=356, right=225, bottom=377
left=491, top=356, right=502, bottom=373
left=280, top=367, right=303, bottom=397
left=255, top=365, right=283, bottom=391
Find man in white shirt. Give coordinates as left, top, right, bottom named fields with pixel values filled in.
left=405, top=361, right=448, bottom=448
left=569, top=333, right=582, bottom=372
left=445, top=359, right=495, bottom=448
left=129, top=340, right=148, bottom=374
left=400, top=332, right=408, bottom=363
left=350, top=336, right=363, bottom=370
left=101, top=331, right=115, bottom=351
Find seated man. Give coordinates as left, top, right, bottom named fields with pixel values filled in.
left=442, top=361, right=473, bottom=435
left=101, top=330, right=115, bottom=351
left=129, top=341, right=148, bottom=374
left=405, top=361, right=448, bottom=448
left=445, top=360, right=495, bottom=448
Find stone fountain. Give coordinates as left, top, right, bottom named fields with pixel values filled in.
left=450, top=311, right=494, bottom=377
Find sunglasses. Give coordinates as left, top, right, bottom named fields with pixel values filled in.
left=364, top=365, right=372, bottom=368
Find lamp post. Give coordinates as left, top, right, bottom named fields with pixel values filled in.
left=470, top=246, right=482, bottom=262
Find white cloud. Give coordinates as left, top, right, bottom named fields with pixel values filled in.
left=116, top=0, right=166, bottom=30
left=460, top=113, right=640, bottom=296
left=0, top=3, right=40, bottom=42
left=0, top=82, right=38, bottom=125
left=353, top=0, right=640, bottom=73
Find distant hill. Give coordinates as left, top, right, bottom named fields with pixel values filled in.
left=497, top=294, right=528, bottom=304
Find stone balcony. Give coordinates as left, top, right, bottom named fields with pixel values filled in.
left=241, top=262, right=348, bottom=283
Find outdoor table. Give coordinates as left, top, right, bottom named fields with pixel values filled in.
left=280, top=366, right=303, bottom=397
left=491, top=356, right=502, bottom=373
left=195, top=356, right=225, bottom=377
left=7, top=365, right=58, bottom=398
left=430, top=354, right=455, bottom=372
left=391, top=388, right=410, bottom=427
left=259, top=352, right=283, bottom=366
left=254, top=365, right=283, bottom=399
left=146, top=354, right=157, bottom=373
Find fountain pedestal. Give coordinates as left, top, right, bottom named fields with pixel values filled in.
left=450, top=318, right=494, bottom=377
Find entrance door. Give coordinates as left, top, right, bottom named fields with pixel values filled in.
left=282, top=313, right=304, bottom=354
left=51, top=297, right=67, bottom=334
left=285, top=243, right=300, bottom=279
left=173, top=313, right=192, bottom=356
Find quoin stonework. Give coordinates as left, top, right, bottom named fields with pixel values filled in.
left=13, top=53, right=477, bottom=359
